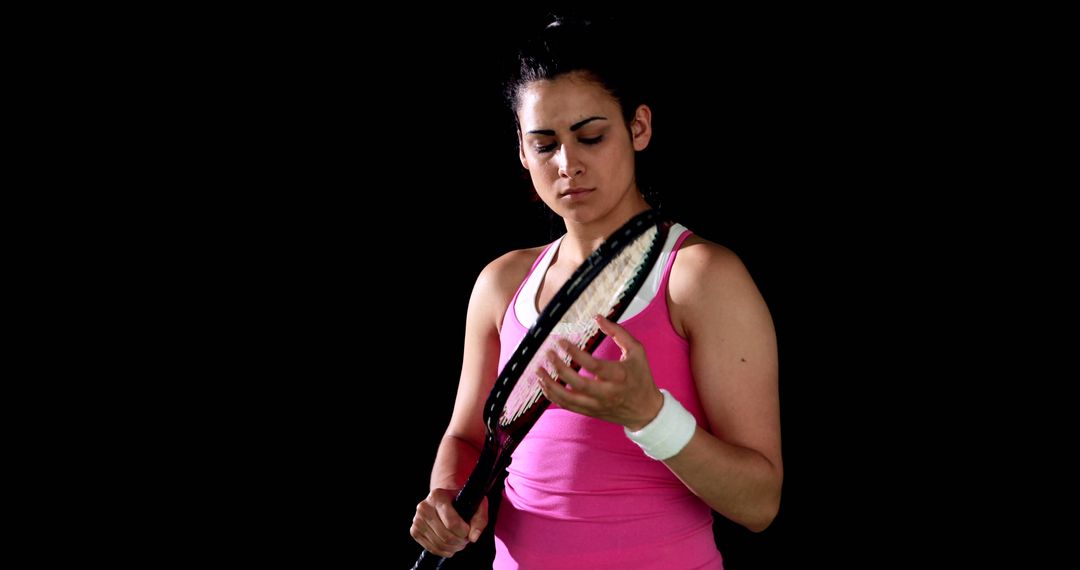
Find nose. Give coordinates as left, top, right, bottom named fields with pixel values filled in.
left=556, top=144, right=585, bottom=179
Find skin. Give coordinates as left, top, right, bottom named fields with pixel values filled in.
left=411, top=72, right=782, bottom=558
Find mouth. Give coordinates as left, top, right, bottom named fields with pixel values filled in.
left=559, top=187, right=595, bottom=198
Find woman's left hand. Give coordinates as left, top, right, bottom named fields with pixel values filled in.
left=539, top=315, right=664, bottom=430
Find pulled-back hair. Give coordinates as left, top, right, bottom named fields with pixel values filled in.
left=505, top=15, right=647, bottom=127
left=505, top=14, right=661, bottom=211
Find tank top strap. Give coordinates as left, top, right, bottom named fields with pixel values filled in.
left=658, top=228, right=694, bottom=298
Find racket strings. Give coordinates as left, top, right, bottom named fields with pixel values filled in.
left=501, top=228, right=658, bottom=427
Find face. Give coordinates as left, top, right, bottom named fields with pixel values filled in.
left=516, top=73, right=652, bottom=224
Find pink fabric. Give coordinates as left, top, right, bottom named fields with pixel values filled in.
left=493, top=229, right=723, bottom=569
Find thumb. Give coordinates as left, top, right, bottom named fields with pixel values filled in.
left=596, top=315, right=639, bottom=356
left=468, top=496, right=489, bottom=542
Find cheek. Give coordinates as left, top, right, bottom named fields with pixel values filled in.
left=524, top=165, right=553, bottom=193
left=527, top=159, right=560, bottom=182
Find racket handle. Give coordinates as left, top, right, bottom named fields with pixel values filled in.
left=411, top=440, right=500, bottom=569
left=411, top=549, right=447, bottom=569
left=449, top=438, right=499, bottom=520
left=409, top=490, right=485, bottom=570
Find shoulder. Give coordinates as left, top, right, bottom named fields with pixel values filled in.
left=475, top=245, right=547, bottom=297
left=470, top=245, right=548, bottom=328
left=670, top=234, right=755, bottom=297
left=668, top=233, right=769, bottom=335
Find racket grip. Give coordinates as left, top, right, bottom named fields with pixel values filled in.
left=411, top=441, right=500, bottom=569
left=409, top=479, right=487, bottom=569
left=448, top=439, right=499, bottom=520
left=411, top=549, right=447, bottom=569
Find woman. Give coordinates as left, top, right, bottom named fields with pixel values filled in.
left=411, top=16, right=781, bottom=569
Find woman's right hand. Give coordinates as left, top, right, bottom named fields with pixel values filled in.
left=410, top=489, right=489, bottom=558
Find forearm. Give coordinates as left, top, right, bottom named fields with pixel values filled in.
left=663, top=427, right=782, bottom=532
left=430, top=434, right=482, bottom=491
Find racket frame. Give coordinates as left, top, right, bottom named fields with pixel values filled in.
left=413, top=209, right=670, bottom=568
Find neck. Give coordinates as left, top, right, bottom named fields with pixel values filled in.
left=557, top=192, right=651, bottom=266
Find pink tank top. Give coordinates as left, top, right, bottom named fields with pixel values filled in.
left=493, top=227, right=724, bottom=569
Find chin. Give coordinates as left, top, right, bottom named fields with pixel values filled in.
left=554, top=205, right=602, bottom=225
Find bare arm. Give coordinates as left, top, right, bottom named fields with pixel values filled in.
left=663, top=240, right=782, bottom=531
left=538, top=238, right=782, bottom=532
left=429, top=269, right=503, bottom=491
left=411, top=248, right=541, bottom=556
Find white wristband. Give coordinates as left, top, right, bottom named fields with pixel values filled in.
left=624, top=389, right=697, bottom=460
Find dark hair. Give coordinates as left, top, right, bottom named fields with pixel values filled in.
left=506, top=15, right=661, bottom=210
left=505, top=15, right=646, bottom=125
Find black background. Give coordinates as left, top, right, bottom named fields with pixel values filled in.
left=177, top=7, right=1001, bottom=569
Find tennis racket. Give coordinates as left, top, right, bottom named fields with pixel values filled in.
left=412, top=209, right=671, bottom=569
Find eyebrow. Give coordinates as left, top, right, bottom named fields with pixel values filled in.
left=526, top=116, right=607, bottom=136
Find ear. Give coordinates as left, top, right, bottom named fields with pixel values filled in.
left=629, top=104, right=653, bottom=151
left=517, top=128, right=529, bottom=170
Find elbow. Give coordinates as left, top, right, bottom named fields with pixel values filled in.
left=743, top=485, right=782, bottom=533
left=744, top=503, right=779, bottom=533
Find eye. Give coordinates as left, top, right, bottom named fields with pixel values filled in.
left=535, top=143, right=557, bottom=154
left=580, top=136, right=603, bottom=145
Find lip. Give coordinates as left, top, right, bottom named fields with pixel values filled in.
left=559, top=187, right=595, bottom=198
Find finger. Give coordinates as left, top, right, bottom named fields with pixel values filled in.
left=413, top=510, right=461, bottom=557
left=596, top=315, right=641, bottom=357
left=434, top=499, right=472, bottom=541
left=468, top=497, right=489, bottom=543
left=556, top=338, right=610, bottom=376
left=539, top=365, right=595, bottom=411
left=418, top=522, right=456, bottom=557
left=431, top=521, right=468, bottom=552
left=546, top=351, right=593, bottom=394
left=420, top=501, right=469, bottom=550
